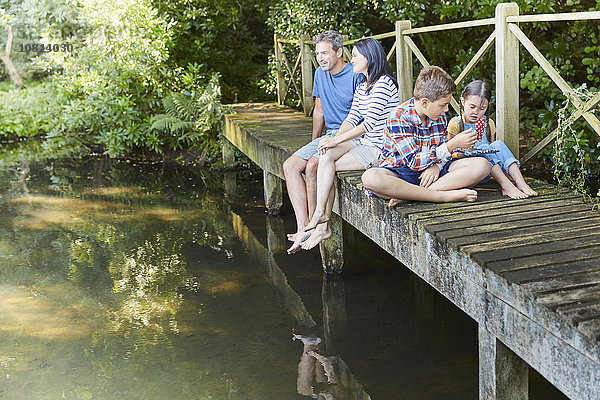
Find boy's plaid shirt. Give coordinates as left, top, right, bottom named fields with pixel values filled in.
left=380, top=98, right=450, bottom=171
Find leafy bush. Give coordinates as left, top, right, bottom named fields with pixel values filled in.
left=150, top=73, right=227, bottom=159
left=0, top=81, right=56, bottom=137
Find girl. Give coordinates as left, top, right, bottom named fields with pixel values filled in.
left=300, top=38, right=400, bottom=250
left=448, top=80, right=537, bottom=199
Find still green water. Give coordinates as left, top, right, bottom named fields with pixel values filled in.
left=0, top=149, right=566, bottom=399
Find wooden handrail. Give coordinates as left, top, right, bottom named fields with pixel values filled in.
left=277, top=39, right=300, bottom=44
left=344, top=31, right=396, bottom=45
left=507, top=11, right=600, bottom=23
left=403, top=18, right=495, bottom=35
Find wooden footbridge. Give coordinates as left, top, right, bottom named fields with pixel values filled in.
left=223, top=3, right=600, bottom=399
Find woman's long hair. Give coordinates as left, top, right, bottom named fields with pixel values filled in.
left=353, top=38, right=397, bottom=94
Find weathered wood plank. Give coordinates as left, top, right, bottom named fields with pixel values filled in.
left=473, top=235, right=600, bottom=266
left=536, top=285, right=600, bottom=310
left=522, top=270, right=600, bottom=295
left=558, top=302, right=600, bottom=326
left=417, top=197, right=586, bottom=225
left=435, top=209, right=594, bottom=243
left=460, top=224, right=600, bottom=256
left=502, top=257, right=600, bottom=284
left=448, top=216, right=600, bottom=248
left=487, top=246, right=600, bottom=274
left=426, top=204, right=591, bottom=236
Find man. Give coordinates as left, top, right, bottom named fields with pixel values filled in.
left=282, top=30, right=360, bottom=254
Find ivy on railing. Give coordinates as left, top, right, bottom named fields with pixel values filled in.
left=553, top=84, right=600, bottom=210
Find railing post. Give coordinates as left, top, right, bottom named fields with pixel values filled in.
left=300, top=34, right=314, bottom=116
left=395, top=20, right=413, bottom=102
left=495, top=2, right=520, bottom=157
left=274, top=33, right=286, bottom=105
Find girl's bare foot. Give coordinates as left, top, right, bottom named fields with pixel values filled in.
left=502, top=184, right=528, bottom=199
left=287, top=230, right=313, bottom=254
left=301, top=225, right=331, bottom=250
left=516, top=182, right=538, bottom=197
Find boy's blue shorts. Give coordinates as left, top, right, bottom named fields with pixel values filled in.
left=382, top=162, right=452, bottom=186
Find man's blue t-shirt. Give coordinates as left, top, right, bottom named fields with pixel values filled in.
left=312, top=62, right=361, bottom=132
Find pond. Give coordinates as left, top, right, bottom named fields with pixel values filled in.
left=0, top=147, right=567, bottom=399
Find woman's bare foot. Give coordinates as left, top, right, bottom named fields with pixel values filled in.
left=516, top=182, right=538, bottom=197
left=388, top=198, right=407, bottom=208
left=303, top=211, right=328, bottom=232
left=501, top=183, right=528, bottom=199
left=301, top=225, right=331, bottom=250
left=287, top=233, right=296, bottom=242
left=287, top=230, right=313, bottom=254
left=441, top=189, right=478, bottom=202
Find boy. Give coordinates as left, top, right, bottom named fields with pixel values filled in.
left=361, top=66, right=490, bottom=205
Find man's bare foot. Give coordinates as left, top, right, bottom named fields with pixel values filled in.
left=501, top=184, right=528, bottom=199
left=287, top=230, right=313, bottom=254
left=442, top=189, right=478, bottom=202
left=301, top=225, right=331, bottom=250
left=388, top=198, right=407, bottom=208
left=303, top=211, right=328, bottom=232
left=516, top=182, right=538, bottom=197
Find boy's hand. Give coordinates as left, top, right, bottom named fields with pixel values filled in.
left=447, top=128, right=477, bottom=151
left=419, top=164, right=440, bottom=188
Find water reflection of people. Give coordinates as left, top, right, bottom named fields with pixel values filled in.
left=293, top=329, right=346, bottom=400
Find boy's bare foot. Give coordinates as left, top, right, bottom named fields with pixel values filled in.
left=388, top=198, right=407, bottom=208
left=287, top=230, right=313, bottom=254
left=516, top=182, right=538, bottom=197
left=301, top=225, right=331, bottom=250
left=502, top=184, right=528, bottom=199
left=442, top=189, right=478, bottom=202
left=303, top=211, right=328, bottom=232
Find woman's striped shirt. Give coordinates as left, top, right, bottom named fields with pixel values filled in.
left=343, top=75, right=400, bottom=149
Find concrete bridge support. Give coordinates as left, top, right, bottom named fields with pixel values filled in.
left=263, top=170, right=283, bottom=215
left=479, top=326, right=529, bottom=400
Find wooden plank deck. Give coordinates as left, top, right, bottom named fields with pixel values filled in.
left=223, top=102, right=600, bottom=400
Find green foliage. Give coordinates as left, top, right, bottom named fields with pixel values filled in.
left=153, top=0, right=272, bottom=102
left=0, top=81, right=55, bottom=136
left=150, top=73, right=227, bottom=159
left=552, top=85, right=600, bottom=206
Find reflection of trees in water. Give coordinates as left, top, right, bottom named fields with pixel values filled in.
left=108, top=234, right=196, bottom=334
left=0, top=154, right=276, bottom=397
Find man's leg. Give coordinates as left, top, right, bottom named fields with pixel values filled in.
left=362, top=167, right=478, bottom=203
left=283, top=155, right=310, bottom=253
left=305, top=156, right=319, bottom=220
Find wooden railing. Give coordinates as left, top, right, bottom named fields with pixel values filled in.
left=273, top=2, right=600, bottom=165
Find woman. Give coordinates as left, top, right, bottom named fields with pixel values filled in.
left=301, top=38, right=399, bottom=250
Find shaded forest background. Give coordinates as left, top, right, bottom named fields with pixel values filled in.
left=0, top=0, right=598, bottom=189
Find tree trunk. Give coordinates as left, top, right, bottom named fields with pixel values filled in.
left=1, top=24, right=25, bottom=89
